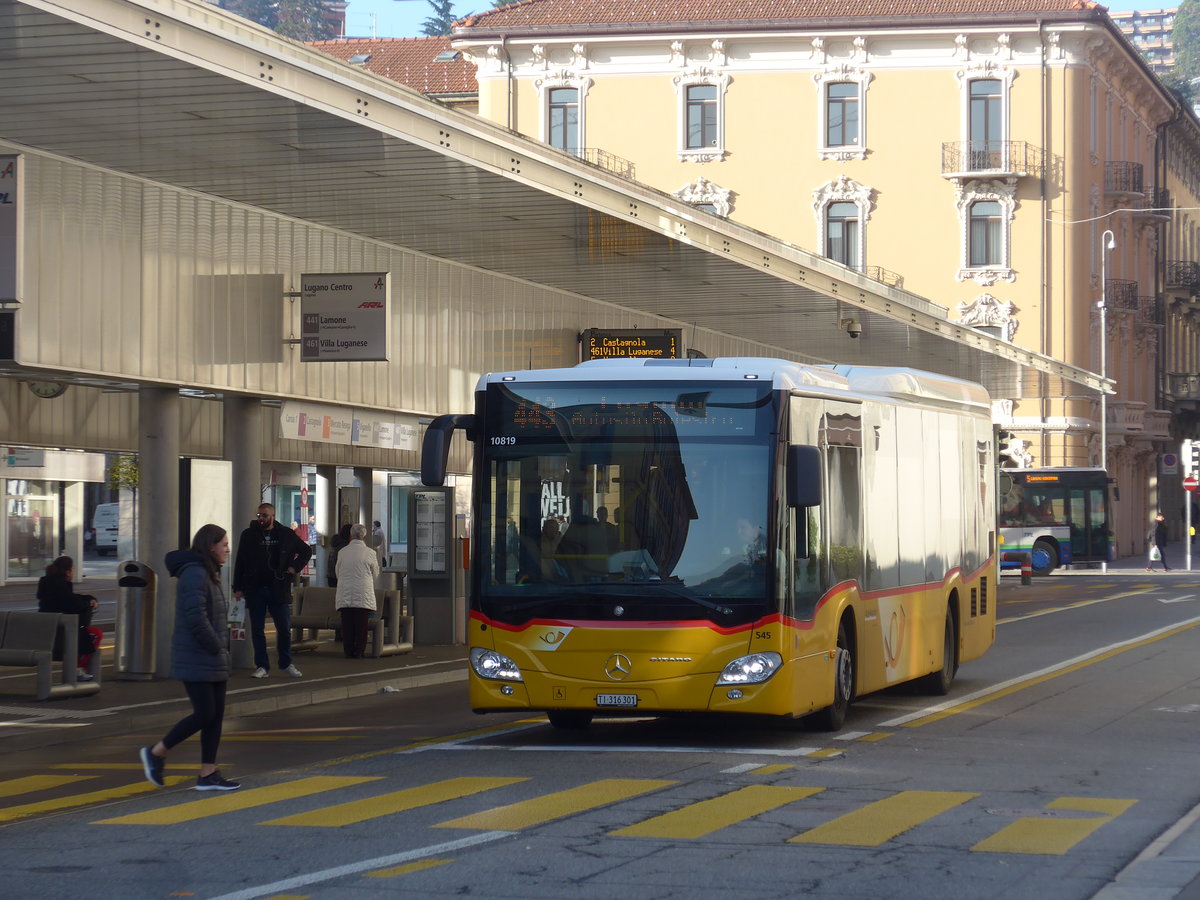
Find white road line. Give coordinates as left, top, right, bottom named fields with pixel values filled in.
left=1157, top=595, right=1197, bottom=604
left=878, top=614, right=1200, bottom=728
left=206, top=831, right=513, bottom=899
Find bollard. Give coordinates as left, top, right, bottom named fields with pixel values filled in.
left=1021, top=552, right=1032, bottom=586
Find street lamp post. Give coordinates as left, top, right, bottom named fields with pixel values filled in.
left=1100, top=229, right=1115, bottom=474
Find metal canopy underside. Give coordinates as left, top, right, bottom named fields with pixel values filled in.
left=0, top=0, right=1100, bottom=400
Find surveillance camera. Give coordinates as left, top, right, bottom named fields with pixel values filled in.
left=844, top=318, right=862, bottom=339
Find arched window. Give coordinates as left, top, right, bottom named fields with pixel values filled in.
left=969, top=200, right=1003, bottom=267
left=826, top=201, right=861, bottom=270
left=547, top=87, right=579, bottom=154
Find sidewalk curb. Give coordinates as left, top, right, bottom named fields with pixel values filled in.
left=0, top=663, right=467, bottom=754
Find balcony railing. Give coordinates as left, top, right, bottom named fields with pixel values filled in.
left=1104, top=278, right=1139, bottom=310
left=864, top=266, right=904, bottom=288
left=1144, top=409, right=1172, bottom=439
left=576, top=148, right=636, bottom=181
left=941, top=141, right=1044, bottom=177
left=1138, top=295, right=1162, bottom=325
left=1132, top=186, right=1172, bottom=216
left=1166, top=260, right=1200, bottom=289
left=1170, top=373, right=1200, bottom=401
left=1105, top=161, right=1144, bottom=195
left=1107, top=400, right=1146, bottom=433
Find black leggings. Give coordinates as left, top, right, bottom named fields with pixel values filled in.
left=162, top=681, right=228, bottom=766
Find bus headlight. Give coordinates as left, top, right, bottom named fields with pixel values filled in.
left=716, top=652, right=783, bottom=685
left=470, top=647, right=524, bottom=682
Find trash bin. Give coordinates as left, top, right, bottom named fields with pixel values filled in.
left=116, top=560, right=157, bottom=681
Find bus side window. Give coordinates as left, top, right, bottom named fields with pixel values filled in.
left=793, top=507, right=823, bottom=620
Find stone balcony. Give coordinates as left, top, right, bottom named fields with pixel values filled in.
left=1143, top=409, right=1172, bottom=440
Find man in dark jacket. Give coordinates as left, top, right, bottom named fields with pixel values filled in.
left=233, top=502, right=312, bottom=678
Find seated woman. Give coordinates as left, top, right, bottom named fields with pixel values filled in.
left=37, top=555, right=102, bottom=682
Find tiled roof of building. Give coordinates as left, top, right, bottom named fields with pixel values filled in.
left=308, top=37, right=476, bottom=95
left=456, top=0, right=1108, bottom=31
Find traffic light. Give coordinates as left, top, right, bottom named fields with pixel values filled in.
left=1193, top=441, right=1200, bottom=476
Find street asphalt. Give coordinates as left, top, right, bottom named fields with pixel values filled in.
left=2, top=545, right=1200, bottom=898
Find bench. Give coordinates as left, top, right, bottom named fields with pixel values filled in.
left=0, top=611, right=101, bottom=700
left=291, top=586, right=413, bottom=657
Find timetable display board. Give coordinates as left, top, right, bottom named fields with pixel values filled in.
left=408, top=486, right=453, bottom=578
left=582, top=328, right=681, bottom=360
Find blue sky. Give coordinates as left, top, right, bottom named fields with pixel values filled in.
left=342, top=0, right=1161, bottom=40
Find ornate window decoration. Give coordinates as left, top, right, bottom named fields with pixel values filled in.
left=956, top=60, right=1016, bottom=166
left=675, top=177, right=733, bottom=217
left=673, top=66, right=731, bottom=163
left=535, top=66, right=592, bottom=157
left=814, top=64, right=872, bottom=161
left=812, top=176, right=876, bottom=271
left=955, top=179, right=1016, bottom=285
left=957, top=292, right=1018, bottom=341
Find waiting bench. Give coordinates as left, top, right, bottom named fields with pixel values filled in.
left=291, top=586, right=413, bottom=657
left=0, top=611, right=101, bottom=700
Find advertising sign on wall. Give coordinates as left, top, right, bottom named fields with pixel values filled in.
left=279, top=402, right=419, bottom=451
left=300, top=272, right=389, bottom=361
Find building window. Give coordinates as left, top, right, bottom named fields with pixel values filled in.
left=815, top=66, right=872, bottom=161
left=674, top=70, right=730, bottom=162
left=956, top=180, right=1015, bottom=286
left=536, top=71, right=591, bottom=158
left=826, top=82, right=859, bottom=147
left=969, top=79, right=1003, bottom=169
left=969, top=201, right=1003, bottom=267
left=686, top=84, right=718, bottom=149
left=826, top=201, right=861, bottom=269
left=547, top=87, right=579, bottom=154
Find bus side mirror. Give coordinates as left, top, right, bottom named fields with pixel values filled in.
left=421, top=414, right=477, bottom=486
left=787, top=445, right=822, bottom=508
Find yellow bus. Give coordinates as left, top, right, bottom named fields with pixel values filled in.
left=423, top=358, right=997, bottom=730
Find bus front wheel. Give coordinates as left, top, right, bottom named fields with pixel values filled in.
left=1031, top=538, right=1058, bottom=575
left=547, top=710, right=593, bottom=729
left=810, top=621, right=854, bottom=731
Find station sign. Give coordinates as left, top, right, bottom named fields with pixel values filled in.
left=300, top=272, right=389, bottom=362
left=0, top=156, right=16, bottom=302
left=582, top=328, right=682, bottom=361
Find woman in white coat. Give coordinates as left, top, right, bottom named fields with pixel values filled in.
left=334, top=523, right=381, bottom=658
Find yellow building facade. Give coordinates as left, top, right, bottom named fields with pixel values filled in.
left=453, top=0, right=1195, bottom=558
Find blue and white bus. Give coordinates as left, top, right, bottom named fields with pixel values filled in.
left=998, top=467, right=1113, bottom=575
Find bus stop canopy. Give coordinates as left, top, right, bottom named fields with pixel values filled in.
left=0, top=0, right=1103, bottom=400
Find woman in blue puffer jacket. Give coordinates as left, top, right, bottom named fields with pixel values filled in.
left=137, top=524, right=240, bottom=792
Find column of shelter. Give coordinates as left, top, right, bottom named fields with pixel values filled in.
left=138, top=386, right=180, bottom=678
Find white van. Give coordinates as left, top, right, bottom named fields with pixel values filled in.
left=92, top=503, right=119, bottom=555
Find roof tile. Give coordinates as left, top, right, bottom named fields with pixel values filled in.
left=456, top=0, right=1108, bottom=30
left=308, top=36, right=477, bottom=95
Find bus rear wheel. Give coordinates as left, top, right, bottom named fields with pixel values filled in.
left=918, top=608, right=957, bottom=695
left=810, top=621, right=853, bottom=731
left=547, top=710, right=593, bottom=729
left=1031, top=538, right=1058, bottom=575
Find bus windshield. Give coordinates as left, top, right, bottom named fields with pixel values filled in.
left=476, top=380, right=777, bottom=626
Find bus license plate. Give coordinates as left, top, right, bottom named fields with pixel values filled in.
left=596, top=693, right=638, bottom=708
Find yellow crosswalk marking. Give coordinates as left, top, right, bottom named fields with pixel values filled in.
left=790, top=790, right=978, bottom=846
left=50, top=764, right=207, bottom=772
left=364, top=859, right=453, bottom=878
left=0, top=777, right=189, bottom=823
left=972, top=797, right=1137, bottom=855
left=0, top=775, right=95, bottom=799
left=93, top=776, right=378, bottom=826
left=261, top=777, right=529, bottom=827
left=613, top=785, right=821, bottom=839
left=434, top=779, right=675, bottom=831
left=748, top=764, right=794, bottom=776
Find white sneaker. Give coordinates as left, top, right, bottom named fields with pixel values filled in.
left=284, top=664, right=303, bottom=678
left=76, top=668, right=94, bottom=682
left=251, top=667, right=269, bottom=679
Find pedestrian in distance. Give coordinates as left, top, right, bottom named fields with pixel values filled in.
left=232, top=502, right=312, bottom=679
left=326, top=523, right=352, bottom=588
left=335, top=523, right=381, bottom=659
left=36, top=556, right=102, bottom=682
left=372, top=519, right=387, bottom=566
left=139, top=524, right=240, bottom=792
left=1147, top=512, right=1171, bottom=572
